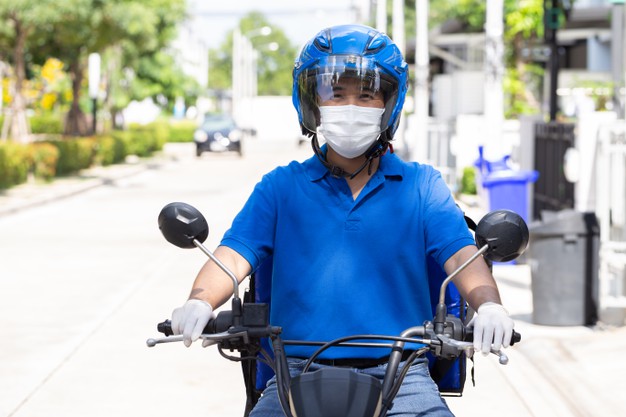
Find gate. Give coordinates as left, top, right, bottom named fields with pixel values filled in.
left=533, top=122, right=575, bottom=219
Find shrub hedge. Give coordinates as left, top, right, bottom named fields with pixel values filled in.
left=0, top=141, right=31, bottom=189
left=30, top=143, right=60, bottom=181
left=30, top=113, right=64, bottom=135
left=168, top=120, right=196, bottom=142
left=0, top=120, right=179, bottom=190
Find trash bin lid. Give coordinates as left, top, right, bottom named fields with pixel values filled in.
left=482, top=169, right=539, bottom=187
left=529, top=209, right=600, bottom=236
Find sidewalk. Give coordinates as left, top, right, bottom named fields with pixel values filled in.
left=0, top=153, right=170, bottom=218
left=1, top=144, right=625, bottom=416
left=454, top=194, right=626, bottom=416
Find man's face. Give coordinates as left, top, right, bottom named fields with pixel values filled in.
left=318, top=76, right=385, bottom=109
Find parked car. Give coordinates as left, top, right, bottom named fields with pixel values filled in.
left=193, top=114, right=243, bottom=157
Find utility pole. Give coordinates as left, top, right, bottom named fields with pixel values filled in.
left=376, top=0, right=387, bottom=33
left=611, top=0, right=625, bottom=117
left=544, top=0, right=572, bottom=121
left=484, top=0, right=505, bottom=156
left=392, top=0, right=405, bottom=53
left=391, top=0, right=406, bottom=152
left=88, top=53, right=101, bottom=135
left=544, top=0, right=560, bottom=122
left=413, top=0, right=430, bottom=163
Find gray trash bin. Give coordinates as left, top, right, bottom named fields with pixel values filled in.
left=527, top=210, right=600, bottom=326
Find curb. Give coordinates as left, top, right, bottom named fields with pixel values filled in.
left=0, top=155, right=167, bottom=218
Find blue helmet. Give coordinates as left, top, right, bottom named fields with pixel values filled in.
left=292, top=24, right=408, bottom=142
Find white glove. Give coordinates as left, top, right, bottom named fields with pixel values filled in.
left=171, top=299, right=214, bottom=347
left=470, top=302, right=514, bottom=355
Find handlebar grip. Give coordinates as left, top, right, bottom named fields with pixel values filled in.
left=511, top=330, right=521, bottom=346
left=464, top=328, right=522, bottom=346
left=158, top=320, right=173, bottom=336
left=157, top=311, right=233, bottom=337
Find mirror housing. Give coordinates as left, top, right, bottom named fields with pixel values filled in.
left=475, top=210, right=529, bottom=262
left=158, top=202, right=209, bottom=248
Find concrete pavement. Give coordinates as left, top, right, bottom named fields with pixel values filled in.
left=1, top=140, right=625, bottom=416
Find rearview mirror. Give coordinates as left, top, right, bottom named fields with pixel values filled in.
left=157, top=202, right=209, bottom=248
left=475, top=210, right=529, bottom=262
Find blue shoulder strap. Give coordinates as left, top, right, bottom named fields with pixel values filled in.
left=252, top=257, right=274, bottom=391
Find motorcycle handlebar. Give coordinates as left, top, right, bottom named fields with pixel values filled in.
left=158, top=314, right=521, bottom=347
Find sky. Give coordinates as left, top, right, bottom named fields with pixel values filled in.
left=186, top=0, right=369, bottom=50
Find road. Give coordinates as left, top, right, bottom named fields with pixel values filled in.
left=0, top=139, right=309, bottom=417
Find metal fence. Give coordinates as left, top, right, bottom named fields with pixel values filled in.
left=533, top=122, right=576, bottom=220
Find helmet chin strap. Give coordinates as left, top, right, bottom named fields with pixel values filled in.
left=311, top=134, right=389, bottom=180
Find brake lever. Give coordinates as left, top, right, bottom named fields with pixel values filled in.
left=437, top=335, right=510, bottom=365
left=146, top=330, right=250, bottom=348
left=491, top=349, right=509, bottom=365
left=146, top=335, right=184, bottom=347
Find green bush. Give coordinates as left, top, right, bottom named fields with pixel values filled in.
left=0, top=141, right=30, bottom=189
left=46, top=137, right=97, bottom=175
left=460, top=166, right=477, bottom=195
left=95, top=136, right=115, bottom=166
left=30, top=113, right=64, bottom=134
left=147, top=120, right=170, bottom=149
left=111, top=130, right=133, bottom=155
left=126, top=127, right=153, bottom=157
left=124, top=123, right=167, bottom=156
left=168, top=120, right=196, bottom=142
left=96, top=135, right=128, bottom=166
left=29, top=142, right=60, bottom=181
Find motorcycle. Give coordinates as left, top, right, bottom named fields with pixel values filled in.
left=147, top=202, right=529, bottom=417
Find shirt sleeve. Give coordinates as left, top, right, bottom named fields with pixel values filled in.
left=220, top=170, right=278, bottom=271
left=421, top=166, right=475, bottom=267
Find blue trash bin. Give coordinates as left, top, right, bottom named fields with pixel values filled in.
left=473, top=146, right=514, bottom=211
left=482, top=169, right=539, bottom=223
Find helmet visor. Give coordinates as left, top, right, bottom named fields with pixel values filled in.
left=296, top=55, right=399, bottom=134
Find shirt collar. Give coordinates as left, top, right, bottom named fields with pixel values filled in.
left=303, top=145, right=404, bottom=182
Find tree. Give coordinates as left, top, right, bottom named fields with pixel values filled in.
left=98, top=0, right=191, bottom=127
left=0, top=0, right=64, bottom=141
left=31, top=0, right=185, bottom=135
left=32, top=0, right=187, bottom=135
left=208, top=12, right=298, bottom=97
left=503, top=0, right=544, bottom=117
left=425, top=0, right=544, bottom=118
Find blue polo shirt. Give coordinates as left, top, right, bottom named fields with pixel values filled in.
left=221, top=151, right=474, bottom=359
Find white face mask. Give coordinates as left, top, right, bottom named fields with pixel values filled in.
left=318, top=105, right=384, bottom=159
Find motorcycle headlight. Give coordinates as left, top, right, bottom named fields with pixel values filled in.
left=194, top=130, right=209, bottom=142
left=228, top=129, right=242, bottom=142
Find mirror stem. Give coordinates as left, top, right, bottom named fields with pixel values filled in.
left=193, top=239, right=240, bottom=302
left=434, top=245, right=489, bottom=333
left=438, top=244, right=488, bottom=305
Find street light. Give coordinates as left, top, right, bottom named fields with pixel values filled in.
left=88, top=53, right=101, bottom=135
left=232, top=26, right=273, bottom=125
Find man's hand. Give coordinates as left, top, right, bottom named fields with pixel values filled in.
left=171, top=299, right=214, bottom=347
left=470, top=302, right=514, bottom=354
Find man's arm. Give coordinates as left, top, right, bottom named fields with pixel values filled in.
left=188, top=245, right=252, bottom=309
left=171, top=245, right=252, bottom=346
left=443, top=245, right=514, bottom=354
left=443, top=245, right=501, bottom=311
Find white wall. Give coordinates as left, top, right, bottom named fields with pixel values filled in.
left=246, top=96, right=303, bottom=142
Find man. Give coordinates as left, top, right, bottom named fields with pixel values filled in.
left=170, top=24, right=513, bottom=416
